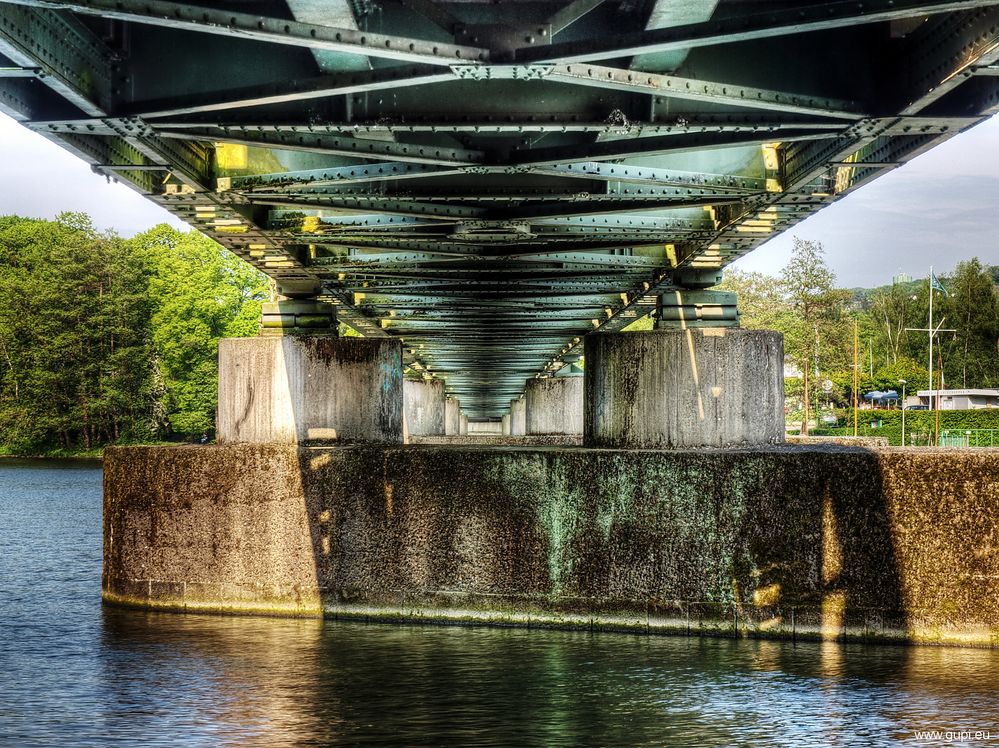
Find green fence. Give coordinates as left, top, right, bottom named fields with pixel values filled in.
left=938, top=429, right=999, bottom=447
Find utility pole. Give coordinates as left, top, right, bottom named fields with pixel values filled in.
left=853, top=321, right=859, bottom=437
left=905, top=267, right=953, bottom=410
left=899, top=379, right=907, bottom=446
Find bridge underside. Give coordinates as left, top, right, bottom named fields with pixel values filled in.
left=2, top=0, right=998, bottom=416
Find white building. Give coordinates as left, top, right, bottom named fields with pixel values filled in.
left=916, top=389, right=999, bottom=410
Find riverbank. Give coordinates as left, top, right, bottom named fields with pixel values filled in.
left=0, top=441, right=201, bottom=460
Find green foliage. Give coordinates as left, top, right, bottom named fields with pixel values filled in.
left=621, top=312, right=654, bottom=332
left=0, top=215, right=265, bottom=453
left=727, top=238, right=998, bottom=412
left=812, top=408, right=999, bottom=445
left=868, top=357, right=929, bottom=394
left=134, top=226, right=267, bottom=437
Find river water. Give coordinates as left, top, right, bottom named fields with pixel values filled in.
left=1, top=458, right=997, bottom=746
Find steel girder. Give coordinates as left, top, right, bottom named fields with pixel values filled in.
left=2, top=0, right=998, bottom=415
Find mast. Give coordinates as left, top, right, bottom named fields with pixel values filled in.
left=928, top=266, right=934, bottom=410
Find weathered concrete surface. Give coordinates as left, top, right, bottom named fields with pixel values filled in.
left=510, top=398, right=526, bottom=436
left=501, top=415, right=511, bottom=435
left=217, top=338, right=402, bottom=445
left=410, top=435, right=583, bottom=446
left=459, top=414, right=468, bottom=436
left=445, top=399, right=461, bottom=436
left=105, top=444, right=999, bottom=647
left=403, top=380, right=445, bottom=437
left=788, top=435, right=891, bottom=448
left=585, top=329, right=784, bottom=449
left=525, top=377, right=583, bottom=435
left=468, top=420, right=502, bottom=435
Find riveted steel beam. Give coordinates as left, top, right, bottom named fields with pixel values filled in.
left=509, top=0, right=999, bottom=64
left=541, top=63, right=865, bottom=119
left=3, top=0, right=491, bottom=65
left=900, top=8, right=999, bottom=114
left=128, top=66, right=454, bottom=119
left=230, top=163, right=462, bottom=190
left=159, top=126, right=486, bottom=166
left=250, top=195, right=486, bottom=220
left=508, top=129, right=833, bottom=166
left=0, top=3, right=113, bottom=116
left=151, top=114, right=846, bottom=136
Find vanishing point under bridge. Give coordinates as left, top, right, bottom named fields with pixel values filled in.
left=3, top=0, right=999, bottom=433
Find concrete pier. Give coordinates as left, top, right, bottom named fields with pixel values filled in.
left=217, top=337, right=402, bottom=444
left=525, top=377, right=583, bottom=436
left=403, top=379, right=446, bottom=437
left=501, top=414, right=511, bottom=435
left=510, top=398, right=526, bottom=436
left=468, top=420, right=502, bottom=435
left=103, top=444, right=999, bottom=647
left=584, top=329, right=783, bottom=449
left=445, top=398, right=461, bottom=436
left=459, top=414, right=468, bottom=435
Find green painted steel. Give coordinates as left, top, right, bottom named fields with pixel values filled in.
left=2, top=0, right=998, bottom=415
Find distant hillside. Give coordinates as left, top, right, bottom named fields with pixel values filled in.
left=849, top=265, right=999, bottom=309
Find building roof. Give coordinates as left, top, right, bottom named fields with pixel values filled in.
left=916, top=389, right=999, bottom=397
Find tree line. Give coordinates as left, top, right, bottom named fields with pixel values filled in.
left=0, top=214, right=266, bottom=454
left=721, top=238, right=999, bottom=421
left=1, top=214, right=995, bottom=453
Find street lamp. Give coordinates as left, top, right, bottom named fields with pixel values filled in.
left=899, top=379, right=907, bottom=446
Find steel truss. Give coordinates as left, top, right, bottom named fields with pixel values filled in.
left=2, top=0, right=997, bottom=415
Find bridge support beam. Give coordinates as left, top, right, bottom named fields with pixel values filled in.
left=510, top=397, right=526, bottom=436
left=217, top=337, right=403, bottom=444
left=655, top=290, right=739, bottom=329
left=445, top=398, right=461, bottom=436
left=501, top=414, right=511, bottom=435
left=403, top=379, right=446, bottom=437
left=584, top=328, right=784, bottom=449
left=460, top=413, right=468, bottom=435
left=525, top=377, right=583, bottom=436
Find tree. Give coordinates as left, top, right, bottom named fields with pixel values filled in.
left=779, top=238, right=852, bottom=432
left=0, top=214, right=154, bottom=451
left=134, top=226, right=268, bottom=438
left=869, top=283, right=918, bottom=366
left=942, top=259, right=999, bottom=388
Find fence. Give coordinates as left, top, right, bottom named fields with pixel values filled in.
left=938, top=429, right=999, bottom=447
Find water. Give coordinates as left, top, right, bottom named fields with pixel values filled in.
left=1, top=459, right=998, bottom=747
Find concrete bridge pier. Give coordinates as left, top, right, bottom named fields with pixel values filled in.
left=217, top=293, right=405, bottom=444
left=584, top=326, right=784, bottom=449
left=459, top=413, right=468, bottom=435
left=525, top=376, right=583, bottom=436
left=501, top=414, right=511, bottom=435
left=403, top=379, right=446, bottom=437
left=445, top=398, right=461, bottom=436
left=510, top=398, right=526, bottom=436
left=217, top=338, right=403, bottom=445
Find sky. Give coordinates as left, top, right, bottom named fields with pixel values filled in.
left=1, top=111, right=998, bottom=287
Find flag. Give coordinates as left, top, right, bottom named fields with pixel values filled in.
left=930, top=272, right=949, bottom=296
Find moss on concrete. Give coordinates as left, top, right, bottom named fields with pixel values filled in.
left=103, top=444, right=999, bottom=647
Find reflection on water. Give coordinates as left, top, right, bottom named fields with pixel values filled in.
left=2, top=458, right=999, bottom=746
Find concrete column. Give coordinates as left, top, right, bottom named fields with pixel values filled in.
left=459, top=414, right=468, bottom=435
left=525, top=377, right=583, bottom=435
left=445, top=398, right=461, bottom=435
left=510, top=398, right=526, bottom=436
left=218, top=337, right=402, bottom=444
left=469, top=420, right=502, bottom=435
left=403, top=379, right=446, bottom=436
left=584, top=328, right=783, bottom=449
left=501, top=414, right=511, bottom=435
